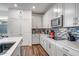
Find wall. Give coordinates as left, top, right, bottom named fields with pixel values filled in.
left=32, top=14, right=43, bottom=28
left=8, top=9, right=32, bottom=46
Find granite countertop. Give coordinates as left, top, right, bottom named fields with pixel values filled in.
left=0, top=37, right=23, bottom=56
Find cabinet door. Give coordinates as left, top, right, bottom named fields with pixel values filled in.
left=56, top=45, right=63, bottom=56
left=57, top=3, right=63, bottom=16
left=46, top=40, right=50, bottom=55
left=52, top=4, right=58, bottom=18
left=46, top=40, right=53, bottom=56
left=32, top=34, right=40, bottom=44
left=12, top=40, right=22, bottom=56
left=50, top=43, right=56, bottom=56
left=75, top=3, right=79, bottom=26
left=40, top=36, right=44, bottom=48
left=63, top=3, right=75, bottom=27
left=8, top=18, right=21, bottom=36
left=40, top=35, right=42, bottom=45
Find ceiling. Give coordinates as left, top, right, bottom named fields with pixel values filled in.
left=0, top=3, right=54, bottom=14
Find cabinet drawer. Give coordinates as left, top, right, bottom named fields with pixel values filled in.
left=63, top=47, right=79, bottom=56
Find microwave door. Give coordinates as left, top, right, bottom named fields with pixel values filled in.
left=58, top=18, right=60, bottom=25
left=58, top=17, right=63, bottom=27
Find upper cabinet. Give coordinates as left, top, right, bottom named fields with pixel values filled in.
left=63, top=3, right=76, bottom=27
left=52, top=4, right=58, bottom=18
left=32, top=14, right=43, bottom=28
left=74, top=3, right=79, bottom=26
left=62, top=3, right=79, bottom=27
left=43, top=3, right=63, bottom=28
left=52, top=3, right=63, bottom=18
left=43, top=3, right=79, bottom=28
left=57, top=3, right=63, bottom=16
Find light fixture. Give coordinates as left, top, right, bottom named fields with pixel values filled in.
left=32, top=6, right=35, bottom=9
left=14, top=4, right=18, bottom=7
left=53, top=9, right=58, bottom=13
left=58, top=8, right=62, bottom=13
left=53, top=8, right=61, bottom=13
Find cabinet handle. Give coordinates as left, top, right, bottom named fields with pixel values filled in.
left=49, top=44, right=51, bottom=48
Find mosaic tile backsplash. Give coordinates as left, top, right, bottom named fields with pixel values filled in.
left=52, top=27, right=79, bottom=40
left=68, top=27, right=79, bottom=39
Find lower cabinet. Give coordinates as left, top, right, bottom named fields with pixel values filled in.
left=11, top=40, right=22, bottom=56
left=40, top=36, right=63, bottom=56
left=50, top=43, right=56, bottom=56
left=40, top=36, right=79, bottom=56
left=46, top=41, right=63, bottom=56
left=32, top=34, right=40, bottom=44
left=56, top=45, right=63, bottom=56
left=46, top=40, right=52, bottom=55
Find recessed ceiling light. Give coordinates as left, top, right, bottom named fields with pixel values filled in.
left=53, top=9, right=58, bottom=12
left=32, top=6, right=35, bottom=9
left=14, top=4, right=18, bottom=7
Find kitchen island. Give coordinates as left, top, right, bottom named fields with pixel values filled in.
left=0, top=37, right=23, bottom=56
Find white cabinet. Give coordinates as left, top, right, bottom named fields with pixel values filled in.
left=40, top=35, right=79, bottom=56
left=56, top=45, right=63, bottom=56
left=76, top=4, right=79, bottom=19
left=50, top=43, right=56, bottom=56
left=32, top=34, right=40, bottom=44
left=12, top=40, right=22, bottom=56
left=43, top=3, right=79, bottom=27
left=46, top=39, right=63, bottom=56
left=43, top=3, right=63, bottom=28
left=40, top=34, right=47, bottom=51
left=57, top=3, right=63, bottom=16
left=8, top=9, right=32, bottom=45
left=8, top=18, right=21, bottom=36
left=63, top=3, right=75, bottom=27
left=40, top=35, right=44, bottom=48
left=74, top=3, right=79, bottom=26
left=52, top=4, right=58, bottom=18
left=32, top=14, right=43, bottom=28
left=40, top=35, right=63, bottom=56
left=46, top=40, right=52, bottom=55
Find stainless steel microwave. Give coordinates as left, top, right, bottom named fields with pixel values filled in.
left=51, top=15, right=63, bottom=27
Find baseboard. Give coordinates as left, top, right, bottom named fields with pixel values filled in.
left=32, top=44, right=40, bottom=46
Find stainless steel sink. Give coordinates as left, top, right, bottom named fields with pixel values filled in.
left=0, top=42, right=15, bottom=55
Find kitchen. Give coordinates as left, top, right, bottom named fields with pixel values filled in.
left=0, top=3, right=79, bottom=56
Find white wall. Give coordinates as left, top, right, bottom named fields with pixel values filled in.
left=8, top=9, right=32, bottom=46
left=32, top=14, right=43, bottom=28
